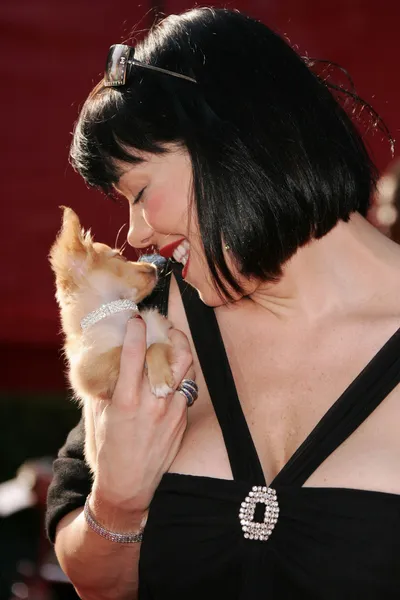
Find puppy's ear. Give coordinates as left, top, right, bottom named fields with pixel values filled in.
left=49, top=207, right=96, bottom=290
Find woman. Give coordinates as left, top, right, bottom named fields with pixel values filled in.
left=46, top=8, right=400, bottom=599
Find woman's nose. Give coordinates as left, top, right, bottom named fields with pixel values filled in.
left=127, top=216, right=154, bottom=249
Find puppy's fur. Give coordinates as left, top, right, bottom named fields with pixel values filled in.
left=50, top=207, right=174, bottom=471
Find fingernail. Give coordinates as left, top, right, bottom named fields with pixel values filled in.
left=133, top=313, right=143, bottom=320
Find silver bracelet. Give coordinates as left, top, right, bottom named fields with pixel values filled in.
left=84, top=494, right=145, bottom=544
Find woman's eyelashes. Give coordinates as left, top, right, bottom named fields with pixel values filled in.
left=132, top=187, right=146, bottom=205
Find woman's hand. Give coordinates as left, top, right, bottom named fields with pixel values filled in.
left=89, top=315, right=193, bottom=528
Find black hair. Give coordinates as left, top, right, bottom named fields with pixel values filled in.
left=70, top=7, right=386, bottom=300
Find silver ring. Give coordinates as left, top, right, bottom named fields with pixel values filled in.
left=180, top=379, right=198, bottom=398
left=180, top=379, right=198, bottom=394
left=177, top=379, right=198, bottom=407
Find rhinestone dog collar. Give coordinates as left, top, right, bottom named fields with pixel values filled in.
left=80, top=299, right=138, bottom=331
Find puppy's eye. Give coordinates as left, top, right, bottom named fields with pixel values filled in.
left=110, top=250, right=127, bottom=261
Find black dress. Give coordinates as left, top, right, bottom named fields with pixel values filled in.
left=46, top=262, right=400, bottom=599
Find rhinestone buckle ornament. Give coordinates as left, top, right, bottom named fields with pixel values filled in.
left=239, top=486, right=279, bottom=541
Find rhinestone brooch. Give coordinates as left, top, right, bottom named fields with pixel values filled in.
left=239, top=486, right=279, bottom=541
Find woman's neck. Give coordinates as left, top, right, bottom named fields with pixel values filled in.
left=246, top=213, right=400, bottom=323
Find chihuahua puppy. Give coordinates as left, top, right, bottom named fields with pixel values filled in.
left=50, top=207, right=174, bottom=471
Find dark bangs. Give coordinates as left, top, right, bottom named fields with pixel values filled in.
left=70, top=68, right=197, bottom=193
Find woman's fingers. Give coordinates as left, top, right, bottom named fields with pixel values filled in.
left=167, top=329, right=197, bottom=414
left=112, top=315, right=147, bottom=407
left=183, top=366, right=196, bottom=382
left=113, top=322, right=193, bottom=408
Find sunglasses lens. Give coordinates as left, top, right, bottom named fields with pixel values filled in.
left=104, top=44, right=134, bottom=87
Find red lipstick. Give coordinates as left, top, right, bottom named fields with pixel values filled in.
left=159, top=238, right=186, bottom=259
left=182, top=256, right=190, bottom=279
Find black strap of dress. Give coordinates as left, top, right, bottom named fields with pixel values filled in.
left=271, top=325, right=400, bottom=488
left=172, top=263, right=400, bottom=488
left=173, top=264, right=266, bottom=485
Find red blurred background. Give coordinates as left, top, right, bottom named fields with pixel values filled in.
left=1, top=0, right=399, bottom=392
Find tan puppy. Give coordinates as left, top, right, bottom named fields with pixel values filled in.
left=49, top=207, right=174, bottom=471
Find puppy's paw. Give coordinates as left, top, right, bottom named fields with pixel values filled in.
left=148, top=362, right=175, bottom=398
left=146, top=341, right=175, bottom=398
left=150, top=381, right=175, bottom=398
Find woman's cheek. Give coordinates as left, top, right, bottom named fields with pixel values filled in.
left=142, top=194, right=165, bottom=230
left=145, top=193, right=186, bottom=233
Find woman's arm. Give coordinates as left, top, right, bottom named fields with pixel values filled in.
left=55, top=504, right=144, bottom=600
left=52, top=318, right=193, bottom=600
left=49, top=417, right=144, bottom=600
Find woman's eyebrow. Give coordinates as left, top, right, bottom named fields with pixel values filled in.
left=117, top=162, right=148, bottom=187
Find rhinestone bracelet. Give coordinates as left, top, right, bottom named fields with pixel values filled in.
left=84, top=494, right=145, bottom=544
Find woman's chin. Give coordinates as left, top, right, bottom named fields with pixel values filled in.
left=193, top=284, right=229, bottom=308
left=185, top=268, right=239, bottom=307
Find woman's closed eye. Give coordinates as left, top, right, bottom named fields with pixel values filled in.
left=132, top=187, right=146, bottom=205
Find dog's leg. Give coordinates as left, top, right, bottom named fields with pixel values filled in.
left=141, top=309, right=174, bottom=398
left=146, top=342, right=174, bottom=397
left=70, top=346, right=123, bottom=472
left=70, top=346, right=122, bottom=402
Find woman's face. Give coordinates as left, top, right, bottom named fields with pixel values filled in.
left=116, top=145, right=239, bottom=307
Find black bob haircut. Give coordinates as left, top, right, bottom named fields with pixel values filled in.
left=70, top=7, right=382, bottom=300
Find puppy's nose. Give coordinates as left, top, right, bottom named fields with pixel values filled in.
left=138, top=262, right=157, bottom=274
left=138, top=254, right=168, bottom=276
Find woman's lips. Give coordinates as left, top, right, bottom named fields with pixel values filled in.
left=159, top=238, right=186, bottom=259
left=182, top=255, right=190, bottom=279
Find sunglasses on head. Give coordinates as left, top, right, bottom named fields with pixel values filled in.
left=104, top=44, right=197, bottom=87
